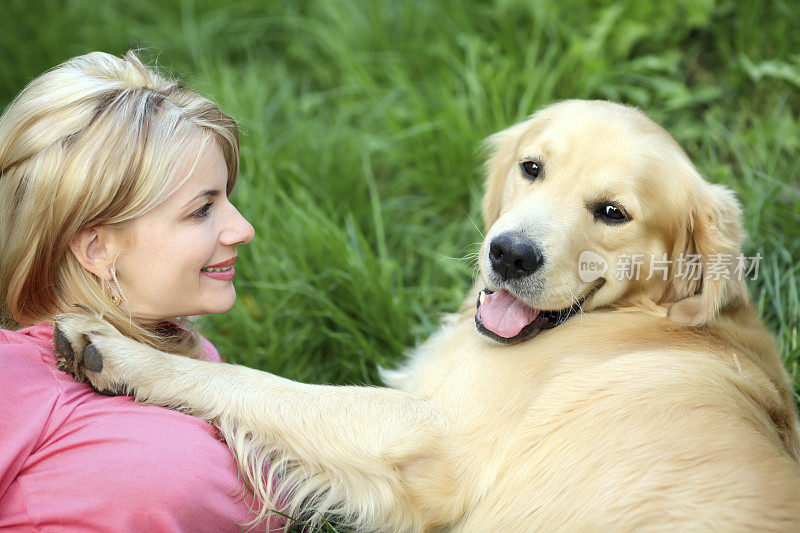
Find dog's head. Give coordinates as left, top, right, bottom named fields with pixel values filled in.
left=475, top=100, right=748, bottom=343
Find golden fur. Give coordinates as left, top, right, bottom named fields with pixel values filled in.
left=56, top=100, right=800, bottom=531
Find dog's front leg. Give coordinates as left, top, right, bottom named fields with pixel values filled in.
left=54, top=312, right=456, bottom=532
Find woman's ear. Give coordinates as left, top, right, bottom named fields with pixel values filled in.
left=69, top=226, right=118, bottom=280
left=666, top=182, right=749, bottom=326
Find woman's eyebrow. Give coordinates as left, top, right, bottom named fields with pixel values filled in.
left=184, top=189, right=221, bottom=206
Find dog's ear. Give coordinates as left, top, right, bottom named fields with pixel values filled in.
left=666, top=181, right=749, bottom=326
left=481, top=118, right=539, bottom=230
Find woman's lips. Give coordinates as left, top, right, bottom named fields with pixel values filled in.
left=204, top=256, right=237, bottom=269
left=201, top=256, right=237, bottom=281
left=201, top=266, right=235, bottom=281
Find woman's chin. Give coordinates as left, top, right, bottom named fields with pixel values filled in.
left=198, top=289, right=237, bottom=315
left=129, top=287, right=237, bottom=320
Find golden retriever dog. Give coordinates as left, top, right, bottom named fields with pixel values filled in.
left=55, top=100, right=800, bottom=531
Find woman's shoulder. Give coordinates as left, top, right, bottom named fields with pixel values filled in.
left=1, top=324, right=72, bottom=510
left=0, top=325, right=270, bottom=530
left=0, top=322, right=55, bottom=350
left=1, top=375, right=264, bottom=530
left=0, top=323, right=66, bottom=397
left=0, top=323, right=89, bottom=398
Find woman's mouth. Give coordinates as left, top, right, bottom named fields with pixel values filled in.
left=201, top=256, right=237, bottom=281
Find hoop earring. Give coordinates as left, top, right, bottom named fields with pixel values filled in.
left=108, top=267, right=126, bottom=306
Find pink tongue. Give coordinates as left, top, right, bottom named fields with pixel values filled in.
left=479, top=290, right=539, bottom=338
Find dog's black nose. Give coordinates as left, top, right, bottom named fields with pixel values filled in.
left=489, top=233, right=544, bottom=280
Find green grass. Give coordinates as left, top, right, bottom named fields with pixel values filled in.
left=3, top=0, right=799, bottom=398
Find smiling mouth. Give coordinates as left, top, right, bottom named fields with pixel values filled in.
left=200, top=256, right=238, bottom=281
left=201, top=256, right=237, bottom=272
left=474, top=281, right=605, bottom=344
left=201, top=266, right=233, bottom=273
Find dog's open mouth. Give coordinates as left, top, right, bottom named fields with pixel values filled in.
left=475, top=283, right=603, bottom=344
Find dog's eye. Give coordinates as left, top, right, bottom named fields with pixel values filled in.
left=593, top=203, right=630, bottom=224
left=520, top=160, right=543, bottom=180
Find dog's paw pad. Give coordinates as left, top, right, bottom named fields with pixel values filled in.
left=54, top=327, right=75, bottom=362
left=53, top=325, right=88, bottom=382
left=82, top=343, right=104, bottom=373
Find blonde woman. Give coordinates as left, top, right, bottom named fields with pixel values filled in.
left=0, top=51, right=283, bottom=531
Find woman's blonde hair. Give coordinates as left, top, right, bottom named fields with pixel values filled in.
left=0, top=51, right=240, bottom=357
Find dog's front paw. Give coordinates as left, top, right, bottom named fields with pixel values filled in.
left=54, top=309, right=133, bottom=395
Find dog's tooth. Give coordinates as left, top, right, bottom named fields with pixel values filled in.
left=478, top=289, right=486, bottom=309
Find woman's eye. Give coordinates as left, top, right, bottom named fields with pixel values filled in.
left=520, top=160, right=543, bottom=180
left=190, top=202, right=213, bottom=219
left=593, top=203, right=630, bottom=224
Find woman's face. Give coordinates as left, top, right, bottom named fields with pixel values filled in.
left=114, top=140, right=254, bottom=321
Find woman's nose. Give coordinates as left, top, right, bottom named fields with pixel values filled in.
left=220, top=204, right=255, bottom=245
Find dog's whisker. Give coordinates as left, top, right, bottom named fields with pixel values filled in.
left=560, top=276, right=593, bottom=328
left=563, top=279, right=589, bottom=327
left=438, top=254, right=469, bottom=262
left=461, top=209, right=485, bottom=238
left=439, top=251, right=481, bottom=264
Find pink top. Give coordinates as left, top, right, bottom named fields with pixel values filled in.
left=0, top=323, right=284, bottom=532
